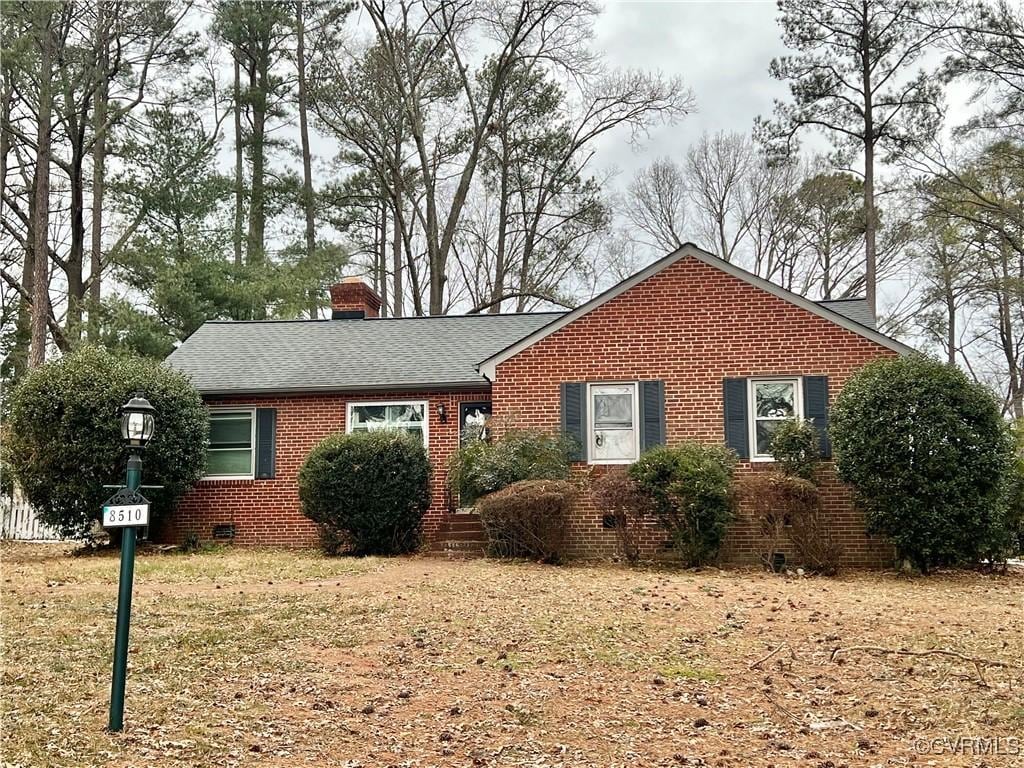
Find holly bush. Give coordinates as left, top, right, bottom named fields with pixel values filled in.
left=447, top=428, right=574, bottom=505
left=628, top=442, right=737, bottom=567
left=830, top=355, right=1014, bottom=572
left=5, top=346, right=208, bottom=539
left=768, top=418, right=819, bottom=480
left=298, top=430, right=431, bottom=555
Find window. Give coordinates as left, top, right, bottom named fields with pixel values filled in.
left=748, top=379, right=802, bottom=459
left=206, top=409, right=255, bottom=479
left=588, top=383, right=639, bottom=464
left=347, top=401, right=428, bottom=445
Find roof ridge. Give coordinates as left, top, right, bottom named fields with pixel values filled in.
left=203, top=311, right=567, bottom=325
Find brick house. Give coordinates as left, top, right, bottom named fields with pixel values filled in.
left=161, top=244, right=911, bottom=565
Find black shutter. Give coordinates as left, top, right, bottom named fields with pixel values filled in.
left=560, top=382, right=586, bottom=461
left=803, top=376, right=831, bottom=459
left=639, top=380, right=666, bottom=451
left=255, top=408, right=277, bottom=479
left=723, top=378, right=749, bottom=460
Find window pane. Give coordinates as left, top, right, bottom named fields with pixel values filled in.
left=210, top=415, right=251, bottom=448
left=593, top=428, right=636, bottom=461
left=207, top=449, right=252, bottom=476
left=755, top=383, right=795, bottom=418
left=593, top=391, right=633, bottom=428
left=351, top=405, right=386, bottom=426
left=404, top=425, right=425, bottom=443
left=389, top=404, right=423, bottom=423
left=756, top=420, right=784, bottom=456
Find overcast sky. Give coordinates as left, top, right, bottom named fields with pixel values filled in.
left=590, top=1, right=790, bottom=179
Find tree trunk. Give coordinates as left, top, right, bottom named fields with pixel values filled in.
left=377, top=199, right=388, bottom=316
left=296, top=1, right=317, bottom=319
left=66, top=136, right=86, bottom=339
left=944, top=266, right=956, bottom=366
left=391, top=152, right=404, bottom=317
left=861, top=1, right=877, bottom=319
left=391, top=199, right=403, bottom=317
left=1, top=69, right=30, bottom=377
left=30, top=10, right=53, bottom=368
left=0, top=67, right=9, bottom=206
left=89, top=23, right=109, bottom=343
left=233, top=51, right=244, bottom=267
left=247, top=63, right=266, bottom=268
left=489, top=145, right=510, bottom=314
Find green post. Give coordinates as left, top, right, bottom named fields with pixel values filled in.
left=108, top=451, right=141, bottom=732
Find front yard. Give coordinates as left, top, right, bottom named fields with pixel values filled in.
left=1, top=544, right=1022, bottom=767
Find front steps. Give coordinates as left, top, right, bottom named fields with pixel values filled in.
left=426, top=513, right=487, bottom=558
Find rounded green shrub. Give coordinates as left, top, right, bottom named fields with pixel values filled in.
left=830, top=355, right=1014, bottom=572
left=447, top=428, right=573, bottom=505
left=5, top=346, right=208, bottom=539
left=628, top=442, right=737, bottom=567
left=298, top=430, right=430, bottom=555
left=768, top=418, right=819, bottom=480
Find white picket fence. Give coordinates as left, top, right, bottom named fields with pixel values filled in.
left=1, top=490, right=64, bottom=541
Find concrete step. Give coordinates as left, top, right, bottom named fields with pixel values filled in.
left=444, top=528, right=487, bottom=541
left=446, top=520, right=485, bottom=532
left=443, top=539, right=487, bottom=553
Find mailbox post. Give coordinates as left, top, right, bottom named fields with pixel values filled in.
left=106, top=392, right=156, bottom=732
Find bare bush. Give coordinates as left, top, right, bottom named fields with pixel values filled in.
left=477, top=480, right=577, bottom=563
left=591, top=469, right=653, bottom=564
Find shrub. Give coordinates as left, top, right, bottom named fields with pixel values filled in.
left=768, top=419, right=819, bottom=480
left=5, top=346, right=207, bottom=539
left=476, top=479, right=576, bottom=563
left=1007, top=421, right=1024, bottom=557
left=787, top=499, right=843, bottom=576
left=628, top=443, right=736, bottom=567
left=737, top=473, right=820, bottom=571
left=591, top=469, right=653, bottom=564
left=830, top=355, right=1014, bottom=572
left=447, top=428, right=574, bottom=505
left=298, top=430, right=430, bottom=555
left=985, top=419, right=1024, bottom=562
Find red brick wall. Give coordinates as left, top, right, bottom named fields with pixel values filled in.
left=156, top=389, right=488, bottom=547
left=491, top=255, right=897, bottom=567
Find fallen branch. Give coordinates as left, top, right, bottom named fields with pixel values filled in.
left=831, top=645, right=1013, bottom=687
left=749, top=642, right=791, bottom=670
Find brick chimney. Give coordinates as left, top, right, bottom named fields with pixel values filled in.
left=329, top=277, right=381, bottom=319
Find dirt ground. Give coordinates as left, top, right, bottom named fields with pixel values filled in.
left=1, top=543, right=1022, bottom=768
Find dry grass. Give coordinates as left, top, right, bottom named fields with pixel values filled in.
left=2, top=542, right=1022, bottom=767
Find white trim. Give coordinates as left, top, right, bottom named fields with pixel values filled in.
left=345, top=400, right=430, bottom=448
left=586, top=382, right=640, bottom=465
left=477, top=243, right=914, bottom=380
left=747, top=378, right=803, bottom=462
left=202, top=407, right=257, bottom=481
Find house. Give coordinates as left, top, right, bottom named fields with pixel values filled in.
left=161, top=243, right=912, bottom=565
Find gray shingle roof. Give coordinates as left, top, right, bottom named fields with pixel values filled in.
left=166, top=313, right=563, bottom=395
left=816, top=299, right=876, bottom=330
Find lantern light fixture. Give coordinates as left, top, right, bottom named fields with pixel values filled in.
left=436, top=403, right=448, bottom=423
left=120, top=392, right=156, bottom=448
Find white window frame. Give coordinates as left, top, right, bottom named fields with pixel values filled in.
left=203, top=407, right=257, bottom=480
left=586, top=382, right=640, bottom=465
left=346, top=400, right=429, bottom=448
left=747, top=378, right=803, bottom=462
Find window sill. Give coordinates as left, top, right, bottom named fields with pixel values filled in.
left=200, top=475, right=255, bottom=483
left=588, top=458, right=637, bottom=466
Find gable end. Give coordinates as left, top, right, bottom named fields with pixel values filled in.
left=477, top=243, right=913, bottom=380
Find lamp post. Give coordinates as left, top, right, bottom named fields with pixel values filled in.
left=108, top=392, right=156, bottom=732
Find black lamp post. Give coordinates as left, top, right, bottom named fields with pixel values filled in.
left=108, top=392, right=155, bottom=732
